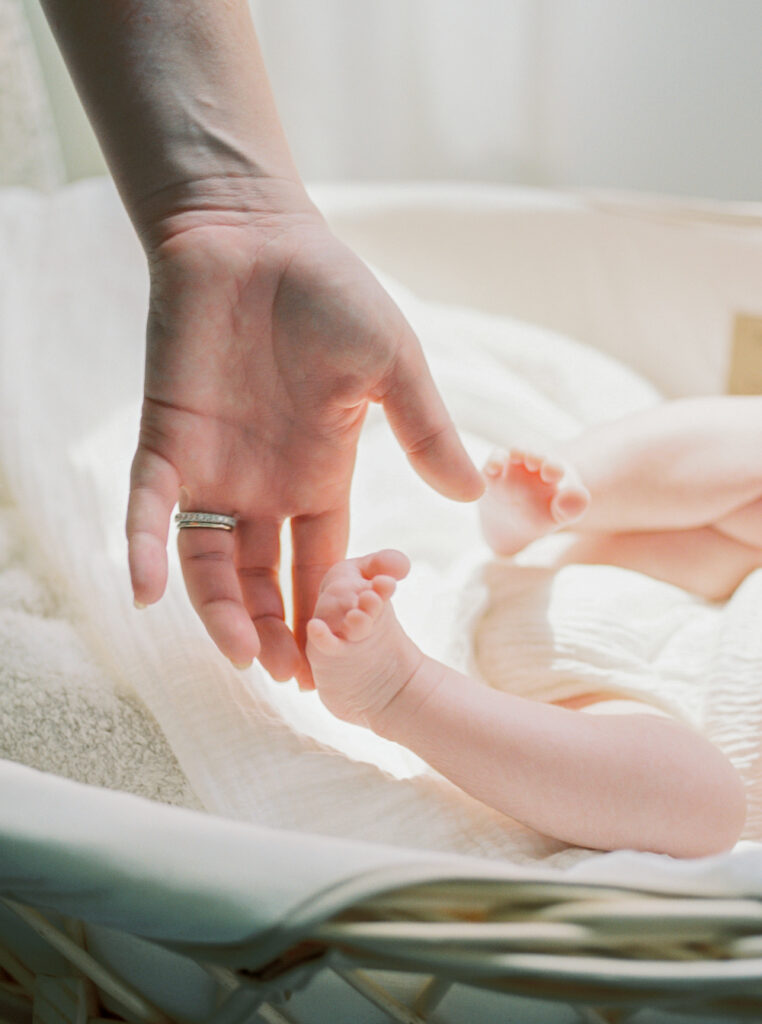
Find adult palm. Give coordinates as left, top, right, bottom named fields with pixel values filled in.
left=126, top=211, right=482, bottom=686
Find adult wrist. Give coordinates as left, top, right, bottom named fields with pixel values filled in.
left=134, top=172, right=322, bottom=252
left=39, top=0, right=311, bottom=247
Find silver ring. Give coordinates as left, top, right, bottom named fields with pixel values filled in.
left=175, top=511, right=236, bottom=531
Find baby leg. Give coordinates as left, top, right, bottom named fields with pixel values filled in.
left=479, top=395, right=762, bottom=559
left=555, top=526, right=762, bottom=601
left=307, top=550, right=745, bottom=856
left=559, top=395, right=762, bottom=537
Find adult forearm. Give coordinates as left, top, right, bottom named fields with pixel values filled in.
left=372, top=662, right=745, bottom=857
left=40, top=0, right=304, bottom=238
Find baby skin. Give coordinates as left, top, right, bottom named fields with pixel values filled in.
left=307, top=396, right=758, bottom=857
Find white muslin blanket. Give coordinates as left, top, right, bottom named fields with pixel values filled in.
left=1, top=178, right=761, bottom=873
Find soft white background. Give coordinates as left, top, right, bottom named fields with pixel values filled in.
left=17, top=0, right=762, bottom=199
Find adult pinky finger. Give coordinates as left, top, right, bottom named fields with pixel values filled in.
left=126, top=446, right=180, bottom=607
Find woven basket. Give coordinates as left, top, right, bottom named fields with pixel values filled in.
left=3, top=873, right=762, bottom=1024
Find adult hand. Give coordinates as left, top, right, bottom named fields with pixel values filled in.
left=126, top=182, right=483, bottom=686
left=37, top=1, right=482, bottom=685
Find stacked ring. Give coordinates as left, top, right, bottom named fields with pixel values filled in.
left=175, top=512, right=236, bottom=531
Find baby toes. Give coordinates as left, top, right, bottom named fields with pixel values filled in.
left=316, top=590, right=351, bottom=629
left=522, top=452, right=543, bottom=472
left=484, top=449, right=509, bottom=478
left=358, top=588, right=383, bottom=618
left=358, top=549, right=410, bottom=582
left=306, top=618, right=343, bottom=655
left=539, top=459, right=564, bottom=484
left=370, top=574, right=397, bottom=601
left=551, top=487, right=590, bottom=523
left=343, top=607, right=374, bottom=642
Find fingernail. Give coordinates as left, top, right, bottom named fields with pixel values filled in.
left=231, top=660, right=253, bottom=671
left=133, top=599, right=147, bottom=610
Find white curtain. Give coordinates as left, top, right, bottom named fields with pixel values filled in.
left=11, top=0, right=762, bottom=199
left=0, top=0, right=64, bottom=187
left=252, top=0, right=762, bottom=200
left=251, top=0, right=536, bottom=182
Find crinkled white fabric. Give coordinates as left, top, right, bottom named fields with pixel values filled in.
left=1, top=178, right=761, bottom=873
left=468, top=559, right=713, bottom=727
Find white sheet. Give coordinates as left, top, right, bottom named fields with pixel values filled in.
left=1, top=177, right=760, bottom=874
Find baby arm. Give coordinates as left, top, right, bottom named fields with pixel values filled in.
left=307, top=550, right=746, bottom=858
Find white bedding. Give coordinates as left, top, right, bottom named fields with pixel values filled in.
left=1, top=177, right=761, bottom=873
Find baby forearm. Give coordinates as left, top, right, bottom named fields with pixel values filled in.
left=40, top=1, right=304, bottom=239
left=371, top=661, right=745, bottom=857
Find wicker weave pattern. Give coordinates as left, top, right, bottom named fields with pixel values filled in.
left=2, top=878, right=762, bottom=1023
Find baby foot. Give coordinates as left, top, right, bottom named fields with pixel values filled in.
left=306, top=550, right=425, bottom=728
left=479, top=447, right=590, bottom=556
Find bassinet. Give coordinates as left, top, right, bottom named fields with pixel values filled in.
left=1, top=179, right=762, bottom=1024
